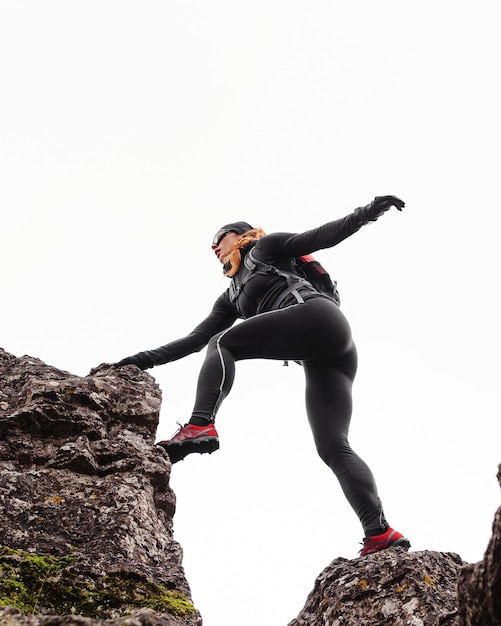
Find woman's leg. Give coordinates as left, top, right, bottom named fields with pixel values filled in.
left=302, top=356, right=388, bottom=536
left=164, top=298, right=408, bottom=550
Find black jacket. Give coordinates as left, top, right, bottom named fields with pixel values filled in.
left=122, top=209, right=368, bottom=369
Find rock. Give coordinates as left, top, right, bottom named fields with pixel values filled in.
left=0, top=607, right=189, bottom=626
left=287, top=548, right=465, bottom=626
left=288, top=459, right=501, bottom=626
left=456, top=464, right=501, bottom=626
left=0, top=349, right=201, bottom=625
left=3, top=347, right=501, bottom=626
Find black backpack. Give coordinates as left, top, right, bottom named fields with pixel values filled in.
left=294, top=254, right=341, bottom=306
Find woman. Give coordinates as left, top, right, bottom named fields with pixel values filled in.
left=113, top=195, right=409, bottom=556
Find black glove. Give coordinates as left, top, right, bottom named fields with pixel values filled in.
left=88, top=363, right=113, bottom=375
left=88, top=353, right=153, bottom=376
left=113, top=352, right=155, bottom=370
left=354, top=195, right=405, bottom=226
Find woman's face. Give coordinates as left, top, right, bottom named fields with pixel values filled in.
left=212, top=231, right=240, bottom=263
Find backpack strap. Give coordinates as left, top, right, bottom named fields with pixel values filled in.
left=244, top=249, right=311, bottom=312
left=229, top=248, right=313, bottom=314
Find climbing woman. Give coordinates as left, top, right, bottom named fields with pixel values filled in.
left=111, top=195, right=410, bottom=556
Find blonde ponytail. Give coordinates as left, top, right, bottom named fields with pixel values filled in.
left=223, top=228, right=266, bottom=277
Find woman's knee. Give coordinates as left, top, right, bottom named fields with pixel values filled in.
left=208, top=329, right=231, bottom=351
left=314, top=436, right=353, bottom=474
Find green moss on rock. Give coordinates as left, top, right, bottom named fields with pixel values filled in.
left=0, top=547, right=196, bottom=618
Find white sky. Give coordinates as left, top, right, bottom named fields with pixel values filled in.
left=1, top=1, right=500, bottom=625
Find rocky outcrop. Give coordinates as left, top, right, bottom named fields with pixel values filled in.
left=288, top=476, right=501, bottom=626
left=287, top=549, right=464, bottom=625
left=456, top=465, right=501, bottom=626
left=2, top=348, right=501, bottom=626
left=0, top=349, right=201, bottom=626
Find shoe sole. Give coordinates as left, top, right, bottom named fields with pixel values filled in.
left=157, top=437, right=220, bottom=464
left=360, top=537, right=411, bottom=557
left=391, top=538, right=411, bottom=551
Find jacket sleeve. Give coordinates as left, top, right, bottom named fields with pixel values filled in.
left=115, top=292, right=238, bottom=369
left=258, top=198, right=401, bottom=259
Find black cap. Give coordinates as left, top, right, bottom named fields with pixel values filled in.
left=212, top=221, right=254, bottom=246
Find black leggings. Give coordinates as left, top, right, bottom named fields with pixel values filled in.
left=191, top=296, right=387, bottom=535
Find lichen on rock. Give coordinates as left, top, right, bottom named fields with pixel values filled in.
left=0, top=546, right=195, bottom=619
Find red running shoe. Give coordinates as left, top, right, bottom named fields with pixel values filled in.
left=359, top=527, right=411, bottom=557
left=156, top=422, right=219, bottom=464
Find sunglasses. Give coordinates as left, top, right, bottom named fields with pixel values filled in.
left=212, top=229, right=233, bottom=247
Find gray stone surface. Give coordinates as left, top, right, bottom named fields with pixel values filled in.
left=0, top=349, right=200, bottom=625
